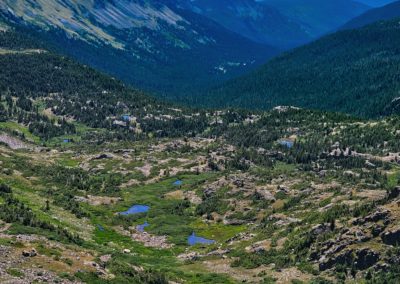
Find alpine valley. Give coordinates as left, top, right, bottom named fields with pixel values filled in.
left=2, top=1, right=400, bottom=284
left=0, top=0, right=371, bottom=97
left=201, top=3, right=400, bottom=118
left=0, top=0, right=278, bottom=96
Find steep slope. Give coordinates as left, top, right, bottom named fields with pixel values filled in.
left=0, top=28, right=212, bottom=140
left=201, top=18, right=400, bottom=118
left=171, top=0, right=313, bottom=48
left=356, top=0, right=396, bottom=6
left=261, top=0, right=370, bottom=38
left=172, top=0, right=369, bottom=49
left=342, top=0, right=400, bottom=30
left=0, top=0, right=277, bottom=97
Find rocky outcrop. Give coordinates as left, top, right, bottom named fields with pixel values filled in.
left=353, top=209, right=390, bottom=225
left=381, top=227, right=400, bottom=246
left=319, top=248, right=379, bottom=271
left=355, top=248, right=380, bottom=270
left=245, top=240, right=271, bottom=253
left=177, top=252, right=201, bottom=261
left=130, top=231, right=173, bottom=249
left=319, top=250, right=353, bottom=271
left=311, top=227, right=375, bottom=268
left=99, top=254, right=112, bottom=267
left=0, top=133, right=32, bottom=150
left=223, top=218, right=246, bottom=225
left=387, top=186, right=400, bottom=199
left=268, top=214, right=300, bottom=226
left=22, top=248, right=37, bottom=257
left=204, top=187, right=217, bottom=197
left=207, top=249, right=230, bottom=257
left=254, top=189, right=275, bottom=202
left=226, top=232, right=255, bottom=245
left=310, top=223, right=331, bottom=237
left=93, top=153, right=114, bottom=160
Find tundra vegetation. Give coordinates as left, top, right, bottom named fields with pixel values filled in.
left=1, top=29, right=400, bottom=284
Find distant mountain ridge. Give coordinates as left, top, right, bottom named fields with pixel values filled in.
left=261, top=0, right=369, bottom=36
left=342, top=0, right=400, bottom=30
left=0, top=0, right=277, bottom=97
left=0, top=0, right=380, bottom=102
left=171, top=0, right=312, bottom=48
left=171, top=0, right=370, bottom=48
left=356, top=0, right=396, bottom=7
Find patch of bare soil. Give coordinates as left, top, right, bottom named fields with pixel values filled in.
left=116, top=226, right=173, bottom=249
left=135, top=163, right=152, bottom=177
left=355, top=190, right=387, bottom=201
left=75, top=195, right=121, bottom=206
left=245, top=239, right=271, bottom=253
left=184, top=191, right=202, bottom=205
left=119, top=179, right=140, bottom=188
left=130, top=232, right=173, bottom=249
left=0, top=238, right=99, bottom=284
left=269, top=267, right=312, bottom=284
left=164, top=190, right=184, bottom=200
left=0, top=133, right=31, bottom=150
left=202, top=258, right=265, bottom=283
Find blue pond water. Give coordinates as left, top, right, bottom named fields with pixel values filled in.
left=121, top=115, right=131, bottom=121
left=137, top=221, right=149, bottom=232
left=279, top=140, right=294, bottom=148
left=119, top=205, right=150, bottom=215
left=173, top=180, right=183, bottom=186
left=188, top=232, right=215, bottom=246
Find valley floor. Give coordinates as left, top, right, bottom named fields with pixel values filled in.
left=1, top=109, right=400, bottom=283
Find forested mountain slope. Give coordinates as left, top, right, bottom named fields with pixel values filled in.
left=0, top=0, right=277, bottom=97
left=0, top=29, right=214, bottom=141
left=201, top=18, right=400, bottom=118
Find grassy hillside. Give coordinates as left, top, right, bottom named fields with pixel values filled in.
left=200, top=18, right=400, bottom=118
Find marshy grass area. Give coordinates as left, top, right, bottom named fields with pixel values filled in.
left=0, top=138, right=249, bottom=283
left=2, top=109, right=400, bottom=283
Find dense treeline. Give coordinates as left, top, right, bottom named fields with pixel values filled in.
left=0, top=30, right=211, bottom=140
left=200, top=18, right=400, bottom=118
left=204, top=108, right=400, bottom=183
left=0, top=28, right=42, bottom=49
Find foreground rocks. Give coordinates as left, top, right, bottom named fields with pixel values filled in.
left=318, top=248, right=379, bottom=271
left=381, top=227, right=400, bottom=246
left=131, top=232, right=173, bottom=249
left=0, top=245, right=80, bottom=284
left=22, top=248, right=37, bottom=257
